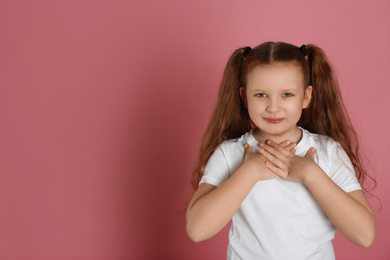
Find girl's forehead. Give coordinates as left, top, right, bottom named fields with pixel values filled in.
left=248, top=62, right=302, bottom=74
left=246, top=63, right=305, bottom=90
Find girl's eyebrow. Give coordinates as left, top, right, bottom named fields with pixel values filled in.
left=251, top=88, right=267, bottom=92
left=282, top=89, right=299, bottom=92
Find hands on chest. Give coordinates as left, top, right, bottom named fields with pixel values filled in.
left=244, top=139, right=317, bottom=184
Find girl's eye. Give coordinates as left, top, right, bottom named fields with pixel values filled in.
left=283, top=93, right=293, bottom=97
left=256, top=93, right=267, bottom=97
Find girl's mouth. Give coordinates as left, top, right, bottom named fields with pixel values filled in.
left=264, top=118, right=284, bottom=124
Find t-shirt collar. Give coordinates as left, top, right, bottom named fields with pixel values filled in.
left=247, top=127, right=310, bottom=156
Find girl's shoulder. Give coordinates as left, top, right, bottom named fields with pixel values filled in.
left=219, top=130, right=255, bottom=153
left=203, top=131, right=253, bottom=181
left=304, top=129, right=344, bottom=152
left=303, top=129, right=336, bottom=148
left=302, top=128, right=351, bottom=167
left=302, top=129, right=360, bottom=191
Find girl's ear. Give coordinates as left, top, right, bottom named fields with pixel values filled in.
left=302, top=85, right=313, bottom=109
left=239, top=87, right=248, bottom=108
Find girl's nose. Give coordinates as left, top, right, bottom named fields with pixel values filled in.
left=266, top=98, right=281, bottom=114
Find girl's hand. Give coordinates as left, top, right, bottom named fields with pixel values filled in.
left=244, top=140, right=297, bottom=181
left=259, top=140, right=317, bottom=183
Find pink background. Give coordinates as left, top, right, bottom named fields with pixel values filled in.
left=0, top=0, right=389, bottom=259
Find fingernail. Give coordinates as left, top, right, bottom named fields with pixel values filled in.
left=286, top=141, right=291, bottom=145
left=267, top=140, right=271, bottom=145
left=260, top=143, right=264, bottom=147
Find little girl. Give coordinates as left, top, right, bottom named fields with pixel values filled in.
left=186, top=42, right=375, bottom=259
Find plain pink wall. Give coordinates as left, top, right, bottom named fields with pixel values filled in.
left=0, top=0, right=389, bottom=259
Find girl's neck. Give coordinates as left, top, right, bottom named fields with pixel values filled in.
left=252, top=127, right=303, bottom=145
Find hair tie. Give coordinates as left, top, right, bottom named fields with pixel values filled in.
left=242, top=46, right=252, bottom=58
left=300, top=45, right=308, bottom=57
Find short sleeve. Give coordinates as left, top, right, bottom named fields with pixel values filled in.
left=328, top=143, right=362, bottom=193
left=199, top=145, right=231, bottom=187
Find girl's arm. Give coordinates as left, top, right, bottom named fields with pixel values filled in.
left=186, top=141, right=295, bottom=242
left=304, top=171, right=375, bottom=248
left=260, top=140, right=375, bottom=248
left=186, top=163, right=260, bottom=243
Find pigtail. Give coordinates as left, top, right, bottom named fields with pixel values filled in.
left=191, top=48, right=251, bottom=190
left=299, top=45, right=373, bottom=190
left=299, top=45, right=346, bottom=137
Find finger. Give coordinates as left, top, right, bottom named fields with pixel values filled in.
left=279, top=140, right=292, bottom=148
left=260, top=140, right=291, bottom=159
left=265, top=161, right=288, bottom=179
left=244, top=144, right=253, bottom=162
left=285, top=142, right=297, bottom=152
left=305, top=147, right=316, bottom=160
left=278, top=140, right=297, bottom=152
left=260, top=142, right=286, bottom=161
left=259, top=146, right=287, bottom=171
left=244, top=143, right=253, bottom=156
left=271, top=139, right=296, bottom=155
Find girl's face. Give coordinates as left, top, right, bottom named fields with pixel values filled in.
left=240, top=63, right=312, bottom=142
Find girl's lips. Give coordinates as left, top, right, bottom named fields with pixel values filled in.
left=264, top=118, right=284, bottom=124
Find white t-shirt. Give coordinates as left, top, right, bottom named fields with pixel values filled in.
left=200, top=127, right=361, bottom=260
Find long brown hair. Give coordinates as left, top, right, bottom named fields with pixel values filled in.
left=191, top=41, right=374, bottom=192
